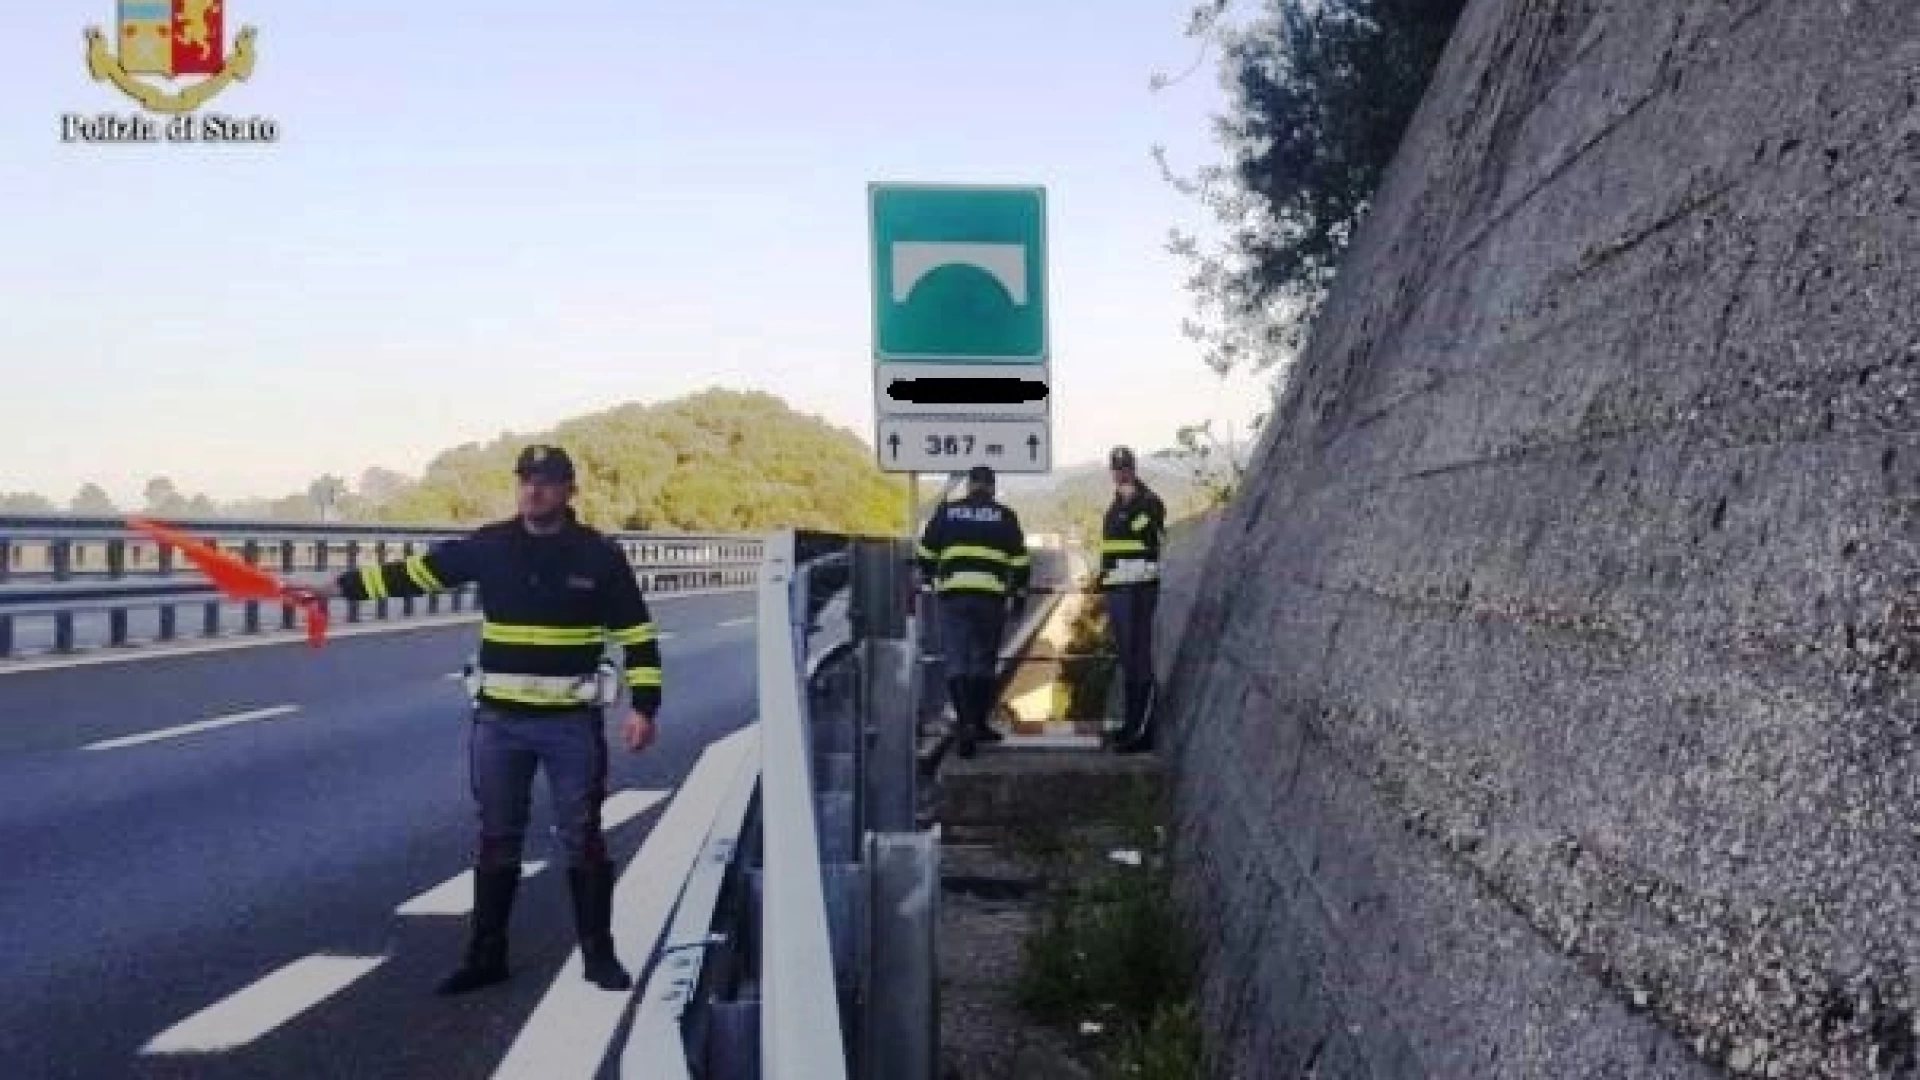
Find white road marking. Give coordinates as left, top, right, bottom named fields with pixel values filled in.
left=0, top=585, right=751, bottom=677
left=395, top=791, right=663, bottom=916
left=140, top=954, right=385, bottom=1054
left=718, top=616, right=754, bottom=628
left=81, top=705, right=300, bottom=751
left=620, top=735, right=761, bottom=1076
left=490, top=724, right=761, bottom=1080
left=602, top=788, right=670, bottom=830
left=396, top=862, right=550, bottom=916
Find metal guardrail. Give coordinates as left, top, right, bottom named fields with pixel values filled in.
left=757, top=533, right=854, bottom=1080
left=626, top=533, right=933, bottom=1079
left=0, top=515, right=763, bottom=660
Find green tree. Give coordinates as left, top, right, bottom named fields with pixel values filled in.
left=143, top=476, right=189, bottom=516
left=357, top=467, right=411, bottom=505
left=371, top=389, right=906, bottom=535
left=0, top=492, right=56, bottom=513
left=307, top=475, right=349, bottom=522
left=1155, top=0, right=1467, bottom=377
left=70, top=484, right=117, bottom=514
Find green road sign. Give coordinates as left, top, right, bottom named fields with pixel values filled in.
left=869, top=183, right=1047, bottom=363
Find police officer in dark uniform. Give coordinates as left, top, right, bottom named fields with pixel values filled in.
left=1098, top=446, right=1166, bottom=754
left=291, top=444, right=661, bottom=995
left=916, top=465, right=1031, bottom=758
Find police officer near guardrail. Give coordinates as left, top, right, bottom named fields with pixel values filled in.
left=1099, top=446, right=1166, bottom=754
left=916, top=465, right=1031, bottom=759
left=289, top=444, right=660, bottom=995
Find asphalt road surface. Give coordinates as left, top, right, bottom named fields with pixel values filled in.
left=0, top=588, right=761, bottom=1080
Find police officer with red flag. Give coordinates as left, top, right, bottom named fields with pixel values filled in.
left=292, top=444, right=660, bottom=995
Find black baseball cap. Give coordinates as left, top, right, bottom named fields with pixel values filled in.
left=514, top=444, right=576, bottom=483
left=966, top=465, right=996, bottom=485
left=1108, top=446, right=1137, bottom=470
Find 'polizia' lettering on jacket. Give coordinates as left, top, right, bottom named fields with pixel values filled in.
left=916, top=495, right=1031, bottom=598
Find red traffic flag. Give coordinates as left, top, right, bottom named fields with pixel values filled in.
left=128, top=517, right=330, bottom=647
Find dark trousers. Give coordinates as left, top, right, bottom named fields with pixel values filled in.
left=1105, top=585, right=1159, bottom=686
left=938, top=592, right=1007, bottom=734
left=938, top=592, right=1007, bottom=679
left=467, top=704, right=609, bottom=871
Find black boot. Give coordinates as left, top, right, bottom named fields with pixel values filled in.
left=946, top=677, right=969, bottom=729
left=568, top=861, right=632, bottom=991
left=970, top=677, right=1004, bottom=744
left=1103, top=679, right=1142, bottom=747
left=1112, top=680, right=1157, bottom=755
left=949, top=676, right=978, bottom=758
left=435, top=866, right=518, bottom=995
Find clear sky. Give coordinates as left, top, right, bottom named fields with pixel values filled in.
left=1, top=0, right=1273, bottom=507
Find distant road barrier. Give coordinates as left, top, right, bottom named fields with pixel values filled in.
left=0, top=514, right=763, bottom=661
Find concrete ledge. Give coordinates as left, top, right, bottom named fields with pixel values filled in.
left=936, top=749, right=1163, bottom=829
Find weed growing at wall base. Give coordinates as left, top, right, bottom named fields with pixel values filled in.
left=1014, top=797, right=1208, bottom=1078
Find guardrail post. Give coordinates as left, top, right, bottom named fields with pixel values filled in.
left=345, top=541, right=362, bottom=624
left=157, top=540, right=178, bottom=642
left=242, top=540, right=262, bottom=634
left=862, top=830, right=938, bottom=1080
left=107, top=536, right=129, bottom=647
left=203, top=558, right=222, bottom=639
left=399, top=541, right=417, bottom=617
left=371, top=541, right=390, bottom=620
left=853, top=539, right=916, bottom=834
left=0, top=537, right=10, bottom=657
left=280, top=541, right=298, bottom=631
left=51, top=536, right=75, bottom=653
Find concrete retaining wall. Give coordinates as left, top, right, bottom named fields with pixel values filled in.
left=1158, top=1, right=1920, bottom=1076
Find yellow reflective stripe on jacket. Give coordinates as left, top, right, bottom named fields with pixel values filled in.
left=358, top=564, right=388, bottom=601
left=1130, top=513, right=1152, bottom=532
left=915, top=542, right=937, bottom=560
left=404, top=555, right=444, bottom=592
left=937, top=570, right=1008, bottom=594
left=608, top=623, right=657, bottom=646
left=938, top=543, right=1016, bottom=564
left=626, top=667, right=663, bottom=687
left=1008, top=552, right=1031, bottom=566
left=480, top=622, right=606, bottom=646
left=1101, top=538, right=1149, bottom=555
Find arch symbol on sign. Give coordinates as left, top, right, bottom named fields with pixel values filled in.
left=890, top=242, right=1028, bottom=306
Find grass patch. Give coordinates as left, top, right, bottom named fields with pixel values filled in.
left=1013, top=791, right=1207, bottom=1079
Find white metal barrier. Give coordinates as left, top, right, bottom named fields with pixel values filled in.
left=756, top=531, right=852, bottom=1080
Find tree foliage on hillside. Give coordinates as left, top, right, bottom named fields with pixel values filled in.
left=370, top=389, right=904, bottom=535
left=1002, top=459, right=1212, bottom=550
left=6, top=390, right=908, bottom=536
left=0, top=492, right=56, bottom=514
left=1155, top=0, right=1467, bottom=379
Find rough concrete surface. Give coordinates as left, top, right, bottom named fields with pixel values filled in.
left=1158, top=1, right=1920, bottom=1077
left=939, top=750, right=1165, bottom=829
left=938, top=841, right=1098, bottom=1080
